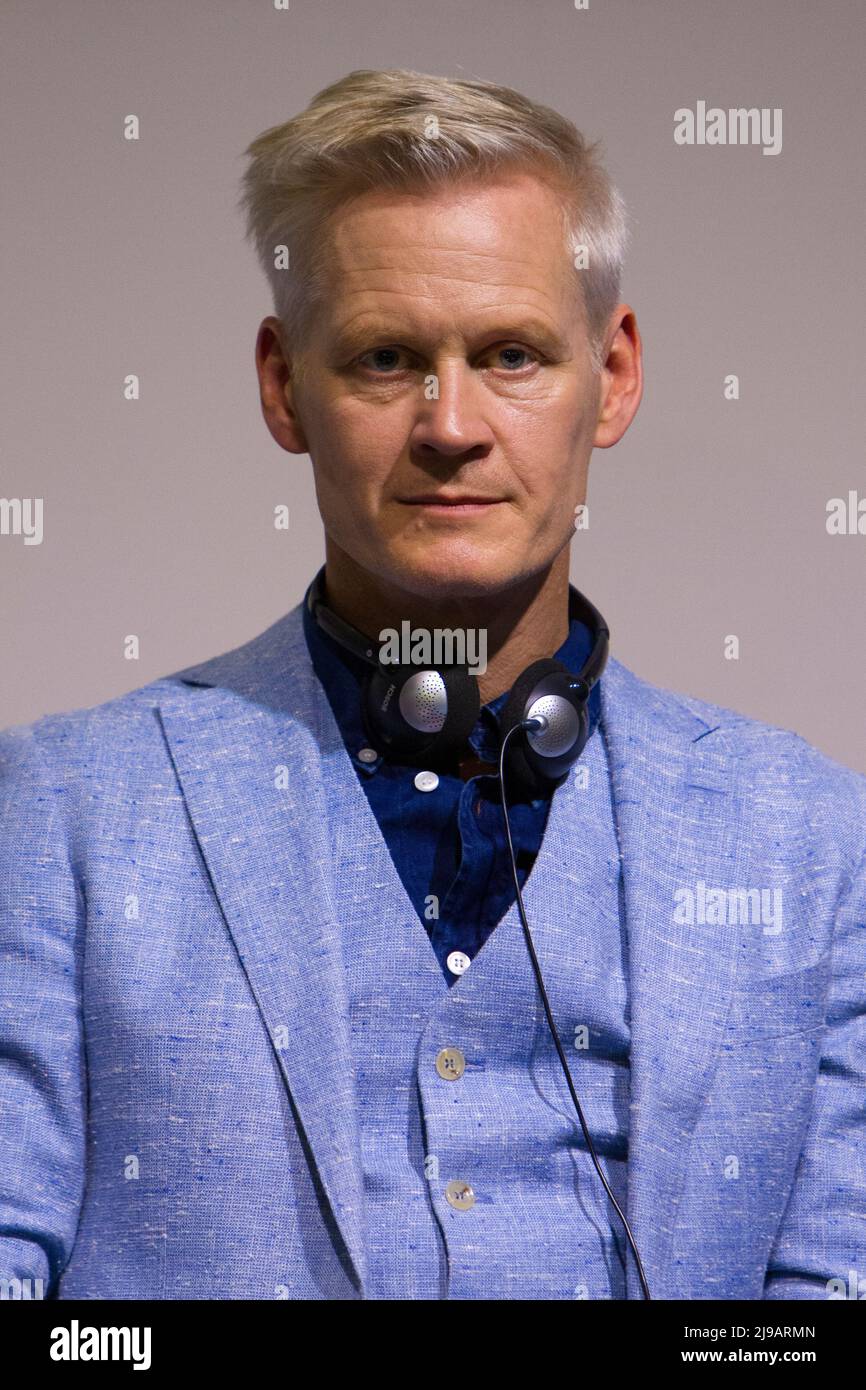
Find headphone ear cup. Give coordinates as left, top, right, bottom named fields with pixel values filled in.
left=361, top=663, right=480, bottom=766
left=499, top=658, right=588, bottom=799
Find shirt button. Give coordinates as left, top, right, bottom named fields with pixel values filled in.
left=445, top=1179, right=475, bottom=1211
left=414, top=770, right=439, bottom=792
left=435, top=1046, right=466, bottom=1080
left=357, top=747, right=378, bottom=764
left=446, top=950, right=471, bottom=976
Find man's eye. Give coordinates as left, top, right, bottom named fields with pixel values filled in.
left=493, top=346, right=535, bottom=370
left=358, top=347, right=408, bottom=373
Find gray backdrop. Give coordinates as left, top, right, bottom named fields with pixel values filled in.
left=2, top=0, right=864, bottom=771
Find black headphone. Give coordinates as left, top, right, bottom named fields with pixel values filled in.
left=306, top=566, right=651, bottom=1297
left=306, top=566, right=610, bottom=797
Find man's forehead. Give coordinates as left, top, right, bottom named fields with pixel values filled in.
left=316, top=175, right=576, bottom=334
left=324, top=171, right=570, bottom=272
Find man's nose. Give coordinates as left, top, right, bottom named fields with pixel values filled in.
left=408, top=361, right=495, bottom=459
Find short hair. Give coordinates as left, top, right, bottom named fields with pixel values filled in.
left=238, top=68, right=628, bottom=374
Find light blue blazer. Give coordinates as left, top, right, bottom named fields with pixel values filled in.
left=0, top=601, right=864, bottom=1300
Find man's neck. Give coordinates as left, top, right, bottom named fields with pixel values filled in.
left=322, top=544, right=572, bottom=705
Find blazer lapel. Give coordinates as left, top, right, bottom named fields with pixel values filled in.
left=156, top=608, right=369, bottom=1295
left=600, top=657, right=747, bottom=1298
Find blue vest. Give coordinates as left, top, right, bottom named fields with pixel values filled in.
left=321, top=709, right=630, bottom=1298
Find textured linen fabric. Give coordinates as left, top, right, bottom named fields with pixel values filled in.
left=0, top=599, right=865, bottom=1299
left=300, top=580, right=601, bottom=984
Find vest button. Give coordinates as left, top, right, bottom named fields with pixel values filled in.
left=446, top=950, right=471, bottom=976
left=445, top=1179, right=475, bottom=1211
left=414, top=770, right=439, bottom=792
left=435, top=1046, right=466, bottom=1080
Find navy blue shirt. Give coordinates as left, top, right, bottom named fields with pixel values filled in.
left=302, top=582, right=601, bottom=986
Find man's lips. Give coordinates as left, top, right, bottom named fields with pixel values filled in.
left=397, top=494, right=506, bottom=509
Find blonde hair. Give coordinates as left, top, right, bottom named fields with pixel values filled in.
left=238, top=68, right=628, bottom=373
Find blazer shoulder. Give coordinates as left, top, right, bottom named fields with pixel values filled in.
left=0, top=603, right=308, bottom=777
left=0, top=668, right=221, bottom=784
left=607, top=656, right=866, bottom=866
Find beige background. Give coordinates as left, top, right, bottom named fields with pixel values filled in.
left=1, top=0, right=864, bottom=771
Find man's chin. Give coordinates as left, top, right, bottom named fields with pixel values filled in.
left=378, top=544, right=539, bottom=603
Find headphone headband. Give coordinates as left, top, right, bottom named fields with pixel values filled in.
left=306, top=565, right=609, bottom=692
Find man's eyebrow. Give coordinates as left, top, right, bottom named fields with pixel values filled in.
left=329, top=318, right=571, bottom=358
left=473, top=319, right=572, bottom=357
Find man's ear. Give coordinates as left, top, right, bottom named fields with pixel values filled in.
left=593, top=305, right=643, bottom=449
left=254, top=315, right=310, bottom=454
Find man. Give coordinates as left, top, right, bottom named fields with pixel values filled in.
left=1, top=69, right=864, bottom=1302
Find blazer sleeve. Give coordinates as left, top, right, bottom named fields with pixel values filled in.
left=762, top=835, right=866, bottom=1299
left=0, top=722, right=86, bottom=1297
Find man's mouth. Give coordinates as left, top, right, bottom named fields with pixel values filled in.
left=398, top=494, right=506, bottom=512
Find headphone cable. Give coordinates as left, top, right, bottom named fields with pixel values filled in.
left=498, top=719, right=652, bottom=1301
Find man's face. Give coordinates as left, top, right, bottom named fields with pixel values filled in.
left=280, top=170, right=608, bottom=600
